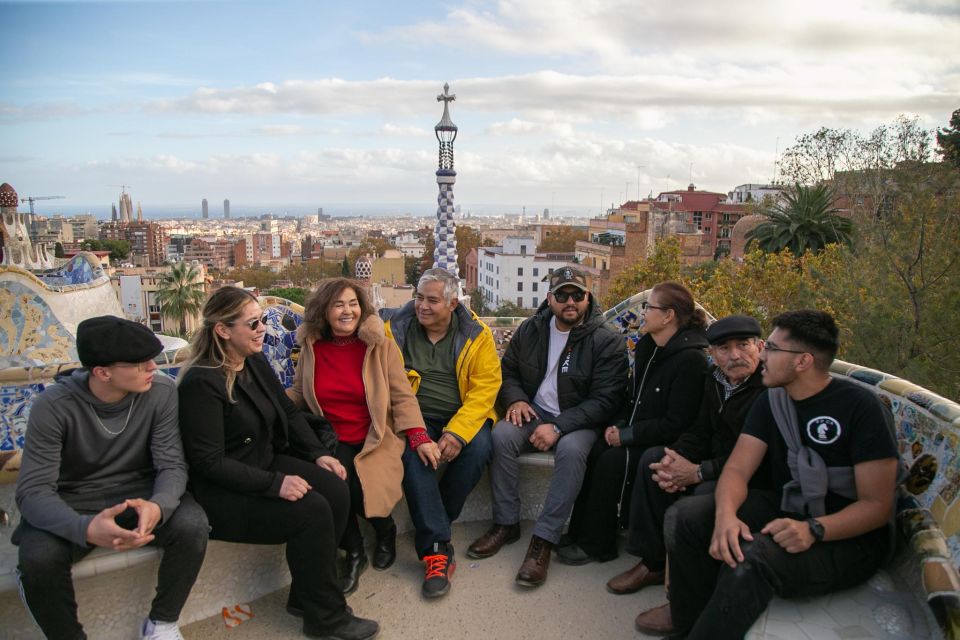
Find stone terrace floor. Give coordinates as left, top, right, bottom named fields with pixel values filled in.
left=180, top=520, right=938, bottom=640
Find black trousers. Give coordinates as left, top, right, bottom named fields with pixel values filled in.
left=194, top=454, right=350, bottom=633
left=16, top=493, right=209, bottom=640
left=666, top=490, right=887, bottom=639
left=335, top=441, right=394, bottom=553
left=625, top=445, right=715, bottom=571
left=566, top=440, right=641, bottom=560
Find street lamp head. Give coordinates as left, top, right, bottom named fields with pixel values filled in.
left=435, top=82, right=458, bottom=145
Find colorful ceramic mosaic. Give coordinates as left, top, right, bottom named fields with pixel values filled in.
left=0, top=281, right=77, bottom=369
left=259, top=300, right=304, bottom=389
left=0, top=383, right=42, bottom=452
left=33, top=254, right=102, bottom=288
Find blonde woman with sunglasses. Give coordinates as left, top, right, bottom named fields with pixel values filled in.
left=178, top=286, right=379, bottom=640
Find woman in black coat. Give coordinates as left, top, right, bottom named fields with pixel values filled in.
left=177, top=286, right=379, bottom=640
left=560, top=282, right=710, bottom=564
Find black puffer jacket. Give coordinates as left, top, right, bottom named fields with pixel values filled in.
left=499, top=298, right=628, bottom=434
left=671, top=366, right=765, bottom=481
left=617, top=328, right=710, bottom=448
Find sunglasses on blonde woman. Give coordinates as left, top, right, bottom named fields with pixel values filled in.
left=231, top=315, right=268, bottom=330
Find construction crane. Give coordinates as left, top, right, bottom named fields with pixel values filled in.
left=20, top=195, right=65, bottom=215
left=109, top=184, right=132, bottom=194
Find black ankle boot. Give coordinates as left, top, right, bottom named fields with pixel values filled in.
left=341, top=548, right=368, bottom=596
left=372, top=521, right=397, bottom=570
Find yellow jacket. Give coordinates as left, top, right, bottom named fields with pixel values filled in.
left=382, top=302, right=501, bottom=444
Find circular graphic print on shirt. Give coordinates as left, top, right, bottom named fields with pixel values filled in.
left=806, top=416, right=842, bottom=445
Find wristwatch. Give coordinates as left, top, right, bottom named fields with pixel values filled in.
left=552, top=425, right=563, bottom=437
left=806, top=518, right=825, bottom=543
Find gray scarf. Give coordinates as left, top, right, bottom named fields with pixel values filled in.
left=768, top=387, right=856, bottom=517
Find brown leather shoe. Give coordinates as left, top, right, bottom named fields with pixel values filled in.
left=515, top=535, right=552, bottom=588
left=606, top=561, right=665, bottom=594
left=467, top=523, right=521, bottom=559
left=634, top=603, right=674, bottom=635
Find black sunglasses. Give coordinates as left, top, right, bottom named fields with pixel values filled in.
left=231, top=314, right=268, bottom=330
left=641, top=301, right=667, bottom=311
left=553, top=290, right=586, bottom=303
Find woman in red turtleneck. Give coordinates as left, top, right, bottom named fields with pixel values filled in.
left=288, top=278, right=436, bottom=596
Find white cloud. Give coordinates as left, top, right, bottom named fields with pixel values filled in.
left=53, top=133, right=774, bottom=207
left=254, top=124, right=329, bottom=137
left=380, top=123, right=430, bottom=136
left=141, top=68, right=956, bottom=132
left=487, top=118, right=575, bottom=137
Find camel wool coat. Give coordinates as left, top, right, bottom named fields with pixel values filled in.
left=288, top=314, right=424, bottom=518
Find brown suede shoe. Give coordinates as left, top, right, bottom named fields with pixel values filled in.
left=634, top=603, right=674, bottom=635
left=515, top=535, right=553, bottom=588
left=606, top=561, right=665, bottom=594
left=467, top=523, right=522, bottom=559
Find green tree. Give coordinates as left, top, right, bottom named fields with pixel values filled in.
left=537, top=226, right=587, bottom=253
left=347, top=237, right=394, bottom=273
left=832, top=162, right=960, bottom=398
left=341, top=257, right=350, bottom=277
left=492, top=301, right=532, bottom=318
left=745, top=183, right=852, bottom=258
left=223, top=266, right=278, bottom=290
left=774, top=115, right=959, bottom=398
left=82, top=238, right=131, bottom=262
left=155, top=262, right=205, bottom=336
left=264, top=287, right=308, bottom=306
left=469, top=288, right=491, bottom=315
left=937, top=108, right=960, bottom=169
left=405, top=254, right=423, bottom=286
left=455, top=226, right=494, bottom=275
left=419, top=232, right=436, bottom=274
left=605, top=237, right=682, bottom=308
left=778, top=116, right=931, bottom=188
left=54, top=242, right=64, bottom=258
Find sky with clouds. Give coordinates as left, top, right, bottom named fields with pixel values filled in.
left=2, top=0, right=958, bottom=215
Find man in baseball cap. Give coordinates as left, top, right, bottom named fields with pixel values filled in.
left=548, top=266, right=588, bottom=294
left=14, top=316, right=208, bottom=640
left=468, top=265, right=629, bottom=589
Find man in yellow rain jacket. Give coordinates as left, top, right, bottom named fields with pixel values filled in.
left=382, top=267, right=501, bottom=598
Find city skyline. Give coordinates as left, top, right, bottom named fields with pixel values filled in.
left=2, top=0, right=958, bottom=211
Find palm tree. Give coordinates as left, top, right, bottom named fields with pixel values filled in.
left=746, top=183, right=853, bottom=258
left=155, top=262, right=205, bottom=336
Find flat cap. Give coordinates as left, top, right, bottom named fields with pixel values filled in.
left=76, top=316, right=164, bottom=368
left=706, top=314, right=762, bottom=345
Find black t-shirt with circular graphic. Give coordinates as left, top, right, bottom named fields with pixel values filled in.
left=743, top=378, right=898, bottom=515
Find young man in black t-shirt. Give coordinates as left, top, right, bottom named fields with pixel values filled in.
left=640, top=310, right=899, bottom=639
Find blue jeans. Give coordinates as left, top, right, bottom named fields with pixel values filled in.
left=402, top=415, right=493, bottom=558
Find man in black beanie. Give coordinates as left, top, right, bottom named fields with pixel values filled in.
left=14, top=316, right=208, bottom=640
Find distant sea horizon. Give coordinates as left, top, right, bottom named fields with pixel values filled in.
left=29, top=202, right=596, bottom=221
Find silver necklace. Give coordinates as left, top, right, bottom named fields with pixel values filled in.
left=90, top=395, right=137, bottom=437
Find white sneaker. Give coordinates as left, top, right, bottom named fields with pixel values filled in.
left=141, top=618, right=185, bottom=640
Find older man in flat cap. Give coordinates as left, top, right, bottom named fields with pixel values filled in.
left=14, top=316, right=208, bottom=640
left=614, top=315, right=766, bottom=635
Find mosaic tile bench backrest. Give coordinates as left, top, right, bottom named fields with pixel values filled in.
left=2, top=292, right=959, bottom=564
